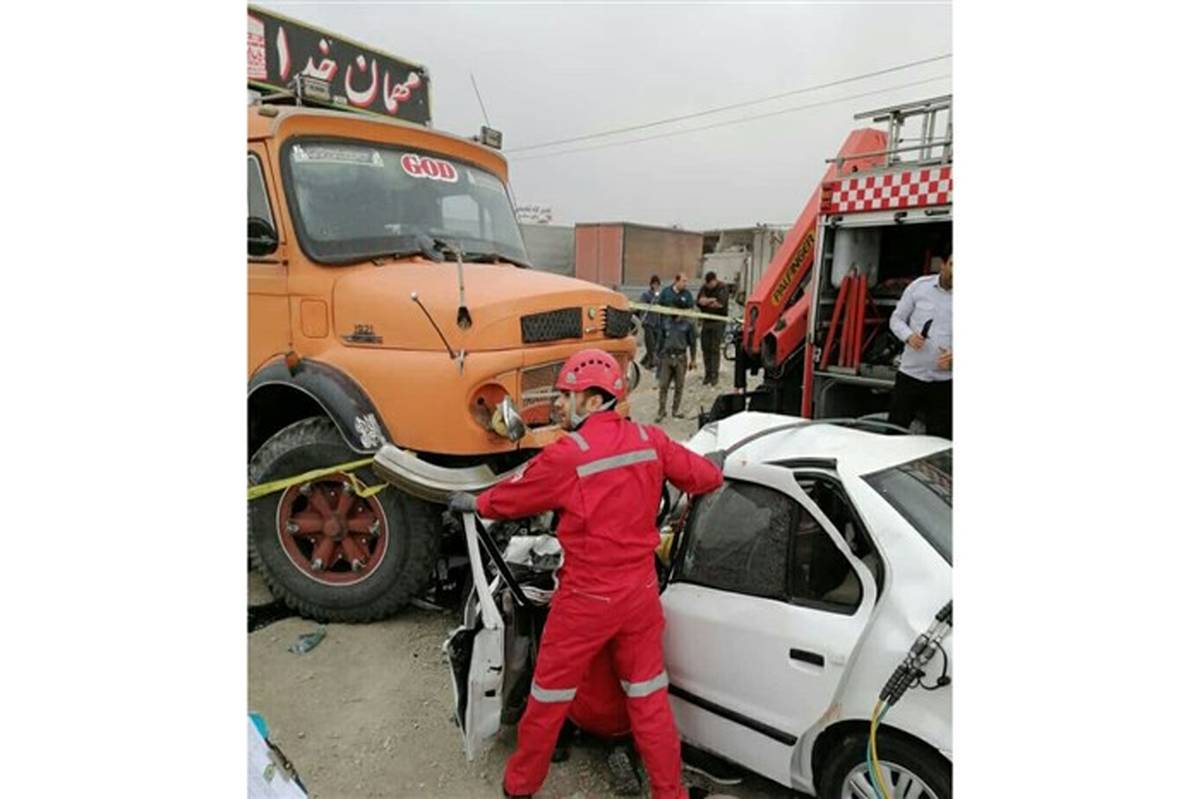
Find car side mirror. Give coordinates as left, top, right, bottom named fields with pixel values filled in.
left=248, top=216, right=278, bottom=256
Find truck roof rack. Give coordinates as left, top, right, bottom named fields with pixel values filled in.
left=828, top=94, right=952, bottom=169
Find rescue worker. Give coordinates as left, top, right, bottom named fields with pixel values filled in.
left=888, top=253, right=953, bottom=438
left=448, top=349, right=724, bottom=799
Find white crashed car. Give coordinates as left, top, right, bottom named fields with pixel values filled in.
left=442, top=412, right=952, bottom=799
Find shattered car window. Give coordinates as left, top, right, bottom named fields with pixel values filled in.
left=678, top=481, right=796, bottom=601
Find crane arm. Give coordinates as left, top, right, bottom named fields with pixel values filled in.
left=742, top=128, right=888, bottom=357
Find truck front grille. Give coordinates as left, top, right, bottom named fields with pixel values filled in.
left=520, top=308, right=582, bottom=344
left=602, top=306, right=633, bottom=338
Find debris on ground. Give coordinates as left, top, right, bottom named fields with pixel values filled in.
left=288, top=626, right=327, bottom=655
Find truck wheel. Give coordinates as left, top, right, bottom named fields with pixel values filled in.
left=818, top=730, right=951, bottom=799
left=248, top=417, right=439, bottom=622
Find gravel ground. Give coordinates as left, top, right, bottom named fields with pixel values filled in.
left=248, top=341, right=795, bottom=799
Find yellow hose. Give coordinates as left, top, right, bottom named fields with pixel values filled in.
left=869, top=699, right=891, bottom=799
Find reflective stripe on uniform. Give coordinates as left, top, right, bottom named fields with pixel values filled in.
left=636, top=423, right=648, bottom=441
left=530, top=682, right=577, bottom=703
left=567, top=431, right=590, bottom=451
left=576, top=448, right=657, bottom=478
left=620, top=671, right=669, bottom=698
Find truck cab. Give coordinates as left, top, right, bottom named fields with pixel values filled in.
left=247, top=7, right=636, bottom=622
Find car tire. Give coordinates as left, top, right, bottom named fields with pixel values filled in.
left=249, top=417, right=440, bottom=622
left=818, top=730, right=951, bottom=799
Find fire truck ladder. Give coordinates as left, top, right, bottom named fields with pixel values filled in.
left=830, top=94, right=952, bottom=170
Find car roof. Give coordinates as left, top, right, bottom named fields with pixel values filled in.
left=690, top=411, right=950, bottom=477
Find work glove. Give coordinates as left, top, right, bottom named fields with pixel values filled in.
left=704, top=450, right=726, bottom=471
left=447, top=492, right=477, bottom=514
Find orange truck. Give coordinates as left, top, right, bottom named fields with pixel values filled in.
left=247, top=7, right=636, bottom=621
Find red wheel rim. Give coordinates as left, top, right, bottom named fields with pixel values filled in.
left=275, top=476, right=389, bottom=586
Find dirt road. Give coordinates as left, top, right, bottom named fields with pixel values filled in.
left=248, top=345, right=795, bottom=798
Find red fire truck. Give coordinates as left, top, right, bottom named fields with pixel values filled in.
left=706, top=96, right=952, bottom=428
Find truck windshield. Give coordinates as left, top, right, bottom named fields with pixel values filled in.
left=863, top=449, right=952, bottom=564
left=281, top=139, right=529, bottom=266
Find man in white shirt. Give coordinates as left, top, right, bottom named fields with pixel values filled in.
left=887, top=254, right=953, bottom=438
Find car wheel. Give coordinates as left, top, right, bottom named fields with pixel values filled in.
left=249, top=417, right=440, bottom=622
left=818, top=731, right=951, bottom=799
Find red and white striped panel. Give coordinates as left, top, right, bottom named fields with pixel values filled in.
left=821, top=166, right=952, bottom=214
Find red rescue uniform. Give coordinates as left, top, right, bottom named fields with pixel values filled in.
left=477, top=410, right=722, bottom=799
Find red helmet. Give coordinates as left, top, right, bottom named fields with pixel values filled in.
left=555, top=349, right=625, bottom=400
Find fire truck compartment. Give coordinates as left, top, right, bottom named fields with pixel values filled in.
left=811, top=217, right=951, bottom=419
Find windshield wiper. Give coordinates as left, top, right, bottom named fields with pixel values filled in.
left=460, top=251, right=531, bottom=269
left=332, top=234, right=445, bottom=266
left=429, top=237, right=473, bottom=330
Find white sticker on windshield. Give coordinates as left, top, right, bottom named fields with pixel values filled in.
left=400, top=153, right=459, bottom=182
left=292, top=144, right=384, bottom=167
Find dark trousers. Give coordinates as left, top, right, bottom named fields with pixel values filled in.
left=700, top=322, right=724, bottom=385
left=888, top=371, right=952, bottom=438
left=641, top=326, right=660, bottom=368
left=657, top=352, right=688, bottom=416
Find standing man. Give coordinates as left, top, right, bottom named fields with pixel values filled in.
left=888, top=254, right=953, bottom=438
left=696, top=271, right=729, bottom=386
left=656, top=283, right=697, bottom=422
left=658, top=272, right=694, bottom=310
left=637, top=276, right=663, bottom=371
left=448, top=349, right=724, bottom=799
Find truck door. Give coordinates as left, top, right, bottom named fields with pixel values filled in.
left=661, top=460, right=877, bottom=787
left=247, top=145, right=291, bottom=373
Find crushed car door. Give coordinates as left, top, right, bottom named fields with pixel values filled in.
left=444, top=513, right=505, bottom=761
left=661, top=461, right=877, bottom=787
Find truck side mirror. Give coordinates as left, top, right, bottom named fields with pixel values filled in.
left=248, top=216, right=278, bottom=257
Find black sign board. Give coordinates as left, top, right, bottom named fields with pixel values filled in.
left=248, top=5, right=431, bottom=126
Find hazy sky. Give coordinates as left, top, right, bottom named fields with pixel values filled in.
left=259, top=1, right=951, bottom=231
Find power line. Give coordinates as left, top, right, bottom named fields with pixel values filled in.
left=509, top=74, right=951, bottom=162
left=507, top=52, right=951, bottom=153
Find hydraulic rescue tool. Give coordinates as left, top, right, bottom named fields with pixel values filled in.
left=867, top=601, right=952, bottom=799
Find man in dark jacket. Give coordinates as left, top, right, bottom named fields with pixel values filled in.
left=696, top=271, right=729, bottom=386
left=656, top=279, right=697, bottom=422
left=637, top=276, right=663, bottom=370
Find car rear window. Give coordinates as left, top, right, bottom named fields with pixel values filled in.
left=863, top=449, right=952, bottom=564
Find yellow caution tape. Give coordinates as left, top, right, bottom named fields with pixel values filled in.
left=629, top=301, right=742, bottom=325
left=247, top=457, right=388, bottom=502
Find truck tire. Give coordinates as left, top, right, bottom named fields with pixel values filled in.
left=248, top=417, right=440, bottom=622
left=817, top=730, right=951, bottom=799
